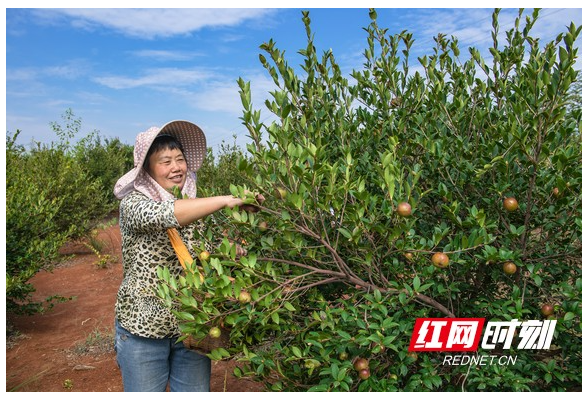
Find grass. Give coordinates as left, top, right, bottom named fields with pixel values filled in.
left=84, top=217, right=119, bottom=268
left=71, top=326, right=115, bottom=356
left=8, top=368, right=51, bottom=392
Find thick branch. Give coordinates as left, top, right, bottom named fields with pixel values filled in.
left=414, top=293, right=456, bottom=318
left=257, top=256, right=455, bottom=317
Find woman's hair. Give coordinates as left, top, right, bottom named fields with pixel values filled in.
left=143, top=134, right=186, bottom=171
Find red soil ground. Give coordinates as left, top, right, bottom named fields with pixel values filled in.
left=5, top=223, right=264, bottom=392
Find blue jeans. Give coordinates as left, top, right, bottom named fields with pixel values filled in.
left=115, top=319, right=211, bottom=392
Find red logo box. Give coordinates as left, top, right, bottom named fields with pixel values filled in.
left=409, top=318, right=486, bottom=352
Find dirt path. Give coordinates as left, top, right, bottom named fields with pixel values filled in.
left=5, top=223, right=264, bottom=392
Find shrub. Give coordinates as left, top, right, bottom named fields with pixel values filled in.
left=6, top=110, right=129, bottom=314
left=157, top=9, right=581, bottom=391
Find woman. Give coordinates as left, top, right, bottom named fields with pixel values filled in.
left=112, top=120, right=247, bottom=391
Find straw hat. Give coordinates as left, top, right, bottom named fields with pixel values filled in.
left=114, top=120, right=206, bottom=200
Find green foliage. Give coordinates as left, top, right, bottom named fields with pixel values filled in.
left=157, top=9, right=581, bottom=391
left=197, top=137, right=250, bottom=197
left=6, top=130, right=72, bottom=313
left=24, top=110, right=115, bottom=235
left=74, top=133, right=134, bottom=208
left=6, top=110, right=132, bottom=314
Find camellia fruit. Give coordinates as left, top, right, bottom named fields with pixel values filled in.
left=397, top=202, right=412, bottom=217
left=258, top=221, right=268, bottom=232
left=209, top=327, right=221, bottom=338
left=503, top=197, right=519, bottom=212
left=353, top=358, right=369, bottom=372
left=432, top=252, right=449, bottom=268
left=199, top=251, right=210, bottom=262
left=238, top=290, right=252, bottom=304
left=541, top=304, right=554, bottom=317
left=503, top=261, right=517, bottom=275
left=358, top=369, right=371, bottom=380
left=240, top=204, right=260, bottom=213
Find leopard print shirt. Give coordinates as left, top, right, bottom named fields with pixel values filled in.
left=115, top=191, right=202, bottom=339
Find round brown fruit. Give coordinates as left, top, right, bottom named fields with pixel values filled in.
left=503, top=197, right=519, bottom=212
left=358, top=369, right=371, bottom=380
left=397, top=202, right=412, bottom=217
left=199, top=251, right=210, bottom=262
left=404, top=252, right=414, bottom=262
left=407, top=351, right=418, bottom=361
left=258, top=221, right=268, bottom=232
left=339, top=352, right=349, bottom=361
left=541, top=304, right=554, bottom=317
left=353, top=358, right=369, bottom=372
left=240, top=204, right=260, bottom=213
left=552, top=187, right=560, bottom=197
left=209, top=327, right=221, bottom=338
left=432, top=252, right=449, bottom=268
left=238, top=290, right=252, bottom=304
left=503, top=262, right=517, bottom=275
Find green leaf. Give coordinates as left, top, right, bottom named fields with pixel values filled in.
left=291, top=346, right=302, bottom=358
left=374, top=289, right=382, bottom=302
left=337, top=330, right=352, bottom=340
left=337, top=227, right=352, bottom=239
left=174, top=311, right=195, bottom=321
left=564, top=312, right=575, bottom=321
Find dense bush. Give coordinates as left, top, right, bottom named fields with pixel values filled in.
left=6, top=132, right=72, bottom=314
left=5, top=108, right=252, bottom=315
left=74, top=133, right=134, bottom=208
left=6, top=110, right=132, bottom=314
left=157, top=9, right=581, bottom=391
left=197, top=137, right=250, bottom=197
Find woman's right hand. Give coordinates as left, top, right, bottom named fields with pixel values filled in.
left=238, top=193, right=265, bottom=213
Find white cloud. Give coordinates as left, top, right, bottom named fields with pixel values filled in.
left=392, top=8, right=582, bottom=54
left=94, top=67, right=216, bottom=89
left=130, top=49, right=206, bottom=61
left=6, top=67, right=38, bottom=82
left=218, top=33, right=247, bottom=43
left=159, top=71, right=278, bottom=150
left=156, top=71, right=276, bottom=116
left=77, top=90, right=112, bottom=105
left=32, top=8, right=278, bottom=39
left=192, top=82, right=242, bottom=113
left=7, top=60, right=90, bottom=82
left=531, top=8, right=582, bottom=42
left=44, top=63, right=89, bottom=79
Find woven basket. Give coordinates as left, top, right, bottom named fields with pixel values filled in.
left=183, top=327, right=231, bottom=354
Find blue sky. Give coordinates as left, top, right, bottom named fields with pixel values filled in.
left=4, top=5, right=583, bottom=153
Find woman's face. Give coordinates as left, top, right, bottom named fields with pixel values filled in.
left=146, top=147, right=188, bottom=191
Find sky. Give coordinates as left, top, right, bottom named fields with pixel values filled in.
left=4, top=5, right=583, bottom=154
